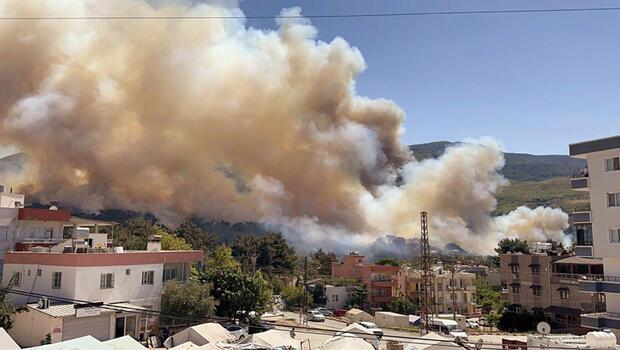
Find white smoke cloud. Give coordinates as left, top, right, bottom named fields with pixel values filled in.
left=0, top=0, right=569, bottom=254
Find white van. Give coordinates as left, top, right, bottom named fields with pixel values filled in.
left=428, top=318, right=468, bottom=340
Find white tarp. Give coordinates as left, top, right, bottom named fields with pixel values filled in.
left=344, top=308, right=373, bottom=323
left=0, top=328, right=20, bottom=350
left=164, top=323, right=236, bottom=348
left=27, top=335, right=110, bottom=350
left=103, top=335, right=146, bottom=350
left=238, top=330, right=300, bottom=350
left=322, top=336, right=374, bottom=350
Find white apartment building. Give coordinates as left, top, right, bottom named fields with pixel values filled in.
left=569, top=135, right=620, bottom=337
left=0, top=187, right=114, bottom=270
left=2, top=241, right=203, bottom=346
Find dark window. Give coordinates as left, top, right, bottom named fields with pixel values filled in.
left=52, top=272, right=62, bottom=289
left=532, top=286, right=541, bottom=296
left=560, top=289, right=570, bottom=300
left=100, top=273, right=114, bottom=289
left=531, top=266, right=540, bottom=275
left=511, top=284, right=520, bottom=294
left=510, top=264, right=519, bottom=273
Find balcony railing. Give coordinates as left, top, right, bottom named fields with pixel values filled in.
left=570, top=177, right=589, bottom=191
left=551, top=273, right=604, bottom=285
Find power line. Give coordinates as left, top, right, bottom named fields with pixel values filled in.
left=2, top=6, right=620, bottom=20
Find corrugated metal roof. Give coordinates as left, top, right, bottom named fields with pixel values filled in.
left=28, top=303, right=114, bottom=318
left=553, top=256, right=603, bottom=265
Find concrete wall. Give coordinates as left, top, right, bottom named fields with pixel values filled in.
left=585, top=149, right=620, bottom=259
left=9, top=308, right=63, bottom=347
left=2, top=262, right=165, bottom=308
left=325, top=286, right=347, bottom=310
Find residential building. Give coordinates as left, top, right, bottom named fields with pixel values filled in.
left=500, top=247, right=605, bottom=331
left=325, top=285, right=349, bottom=310
left=394, top=264, right=476, bottom=315
left=0, top=188, right=114, bottom=270
left=569, top=135, right=620, bottom=337
left=2, top=235, right=203, bottom=346
left=331, top=252, right=398, bottom=309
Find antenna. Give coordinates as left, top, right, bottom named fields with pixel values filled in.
left=420, top=211, right=433, bottom=335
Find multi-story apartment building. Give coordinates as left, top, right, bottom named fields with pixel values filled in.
left=1, top=234, right=203, bottom=346
left=0, top=188, right=114, bottom=270
left=569, top=135, right=620, bottom=337
left=394, top=265, right=477, bottom=315
left=331, top=252, right=398, bottom=309
left=500, top=248, right=605, bottom=332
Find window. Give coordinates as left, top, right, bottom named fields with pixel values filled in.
left=52, top=272, right=62, bottom=289
left=163, top=267, right=177, bottom=282
left=100, top=273, right=114, bottom=289
left=12, top=272, right=21, bottom=287
left=510, top=264, right=519, bottom=273
left=608, top=192, right=620, bottom=207
left=126, top=269, right=131, bottom=275
left=532, top=286, right=542, bottom=296
left=605, top=157, right=620, bottom=172
left=27, top=270, right=31, bottom=276
left=511, top=284, right=520, bottom=294
left=560, top=289, right=570, bottom=300
left=531, top=265, right=540, bottom=275
left=37, top=269, right=42, bottom=277
left=0, top=226, right=8, bottom=241
left=142, top=271, right=154, bottom=285
left=610, top=228, right=620, bottom=243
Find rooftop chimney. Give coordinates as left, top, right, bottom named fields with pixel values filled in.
left=147, top=234, right=162, bottom=252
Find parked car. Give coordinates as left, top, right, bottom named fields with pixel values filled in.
left=315, top=307, right=333, bottom=316
left=307, top=310, right=326, bottom=322
left=466, top=319, right=479, bottom=329
left=358, top=321, right=384, bottom=339
left=224, top=324, right=248, bottom=340
left=248, top=322, right=275, bottom=334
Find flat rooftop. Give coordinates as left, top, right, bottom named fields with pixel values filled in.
left=569, top=135, right=620, bottom=156
left=4, top=250, right=203, bottom=266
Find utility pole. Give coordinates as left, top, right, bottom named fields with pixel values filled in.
left=450, top=264, right=457, bottom=321
left=303, top=257, right=308, bottom=325
left=420, top=212, right=432, bottom=335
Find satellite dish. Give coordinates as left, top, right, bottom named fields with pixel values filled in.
left=49, top=205, right=58, bottom=210
left=537, top=321, right=551, bottom=335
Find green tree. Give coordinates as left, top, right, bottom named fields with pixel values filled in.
left=40, top=333, right=52, bottom=345
left=161, top=281, right=216, bottom=324
left=0, top=275, right=24, bottom=329
left=257, top=232, right=297, bottom=273
left=206, top=245, right=242, bottom=272
left=113, top=217, right=162, bottom=250
left=202, top=268, right=271, bottom=320
left=312, top=282, right=326, bottom=305
left=232, top=235, right=262, bottom=273
left=281, top=285, right=311, bottom=309
left=175, top=220, right=218, bottom=252
left=269, top=276, right=287, bottom=295
left=347, top=284, right=369, bottom=309
left=312, top=249, right=337, bottom=276
left=376, top=258, right=400, bottom=267
left=495, top=238, right=529, bottom=255
left=474, top=278, right=504, bottom=315
left=389, top=296, right=418, bottom=315
left=161, top=231, right=192, bottom=250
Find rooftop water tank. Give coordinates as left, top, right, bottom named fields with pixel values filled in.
left=586, top=331, right=617, bottom=349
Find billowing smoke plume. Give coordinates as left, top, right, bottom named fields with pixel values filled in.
left=0, top=0, right=568, bottom=254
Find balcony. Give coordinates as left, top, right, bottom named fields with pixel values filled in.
left=580, top=275, right=620, bottom=294
left=551, top=273, right=603, bottom=285
left=570, top=171, right=590, bottom=191
left=570, top=207, right=592, bottom=224
left=581, top=312, right=620, bottom=330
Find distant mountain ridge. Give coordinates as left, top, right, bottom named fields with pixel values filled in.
left=409, top=141, right=586, bottom=181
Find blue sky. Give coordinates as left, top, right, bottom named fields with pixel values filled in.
left=241, top=0, right=620, bottom=155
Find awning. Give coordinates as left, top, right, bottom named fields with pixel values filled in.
left=529, top=285, right=541, bottom=289
left=509, top=282, right=520, bottom=286
left=552, top=256, right=603, bottom=265
left=543, top=306, right=581, bottom=316
left=528, top=263, right=540, bottom=267
left=556, top=287, right=569, bottom=291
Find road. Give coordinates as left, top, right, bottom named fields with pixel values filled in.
left=274, top=311, right=424, bottom=349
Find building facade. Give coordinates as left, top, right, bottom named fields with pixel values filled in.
left=2, top=242, right=202, bottom=346
left=331, top=253, right=398, bottom=309
left=500, top=251, right=605, bottom=331
left=395, top=265, right=477, bottom=316
left=569, top=135, right=620, bottom=336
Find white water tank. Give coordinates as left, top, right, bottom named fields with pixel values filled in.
left=586, top=331, right=617, bottom=349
